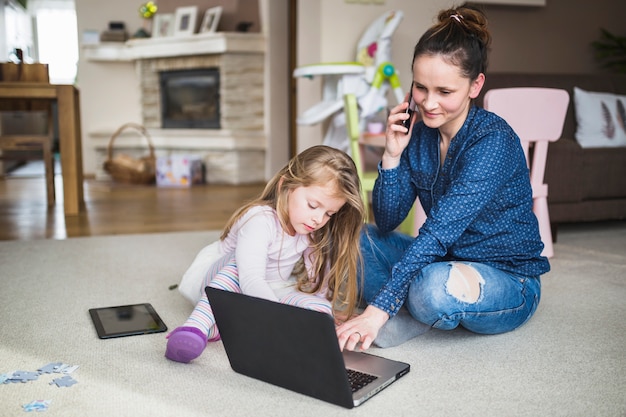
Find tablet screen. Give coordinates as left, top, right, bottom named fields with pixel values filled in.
left=89, top=303, right=168, bottom=339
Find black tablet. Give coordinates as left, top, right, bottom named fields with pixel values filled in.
left=89, top=303, right=168, bottom=339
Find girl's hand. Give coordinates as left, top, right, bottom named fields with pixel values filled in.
left=382, top=93, right=416, bottom=170
left=336, top=305, right=389, bottom=351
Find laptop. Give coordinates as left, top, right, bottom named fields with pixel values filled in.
left=206, top=286, right=410, bottom=409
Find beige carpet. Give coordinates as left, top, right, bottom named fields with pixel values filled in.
left=0, top=222, right=624, bottom=417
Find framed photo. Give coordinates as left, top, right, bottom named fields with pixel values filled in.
left=200, top=6, right=223, bottom=33
left=173, top=6, right=198, bottom=37
left=152, top=13, right=174, bottom=38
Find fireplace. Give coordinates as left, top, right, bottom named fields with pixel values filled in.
left=159, top=68, right=220, bottom=129
left=109, top=35, right=268, bottom=184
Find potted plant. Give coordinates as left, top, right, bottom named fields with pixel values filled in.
left=592, top=29, right=626, bottom=74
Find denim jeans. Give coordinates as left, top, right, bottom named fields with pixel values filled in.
left=360, top=224, right=541, bottom=335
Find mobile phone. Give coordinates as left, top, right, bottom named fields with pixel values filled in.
left=402, top=95, right=415, bottom=130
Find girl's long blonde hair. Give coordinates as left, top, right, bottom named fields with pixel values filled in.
left=220, top=145, right=365, bottom=318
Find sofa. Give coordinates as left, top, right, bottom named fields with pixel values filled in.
left=475, top=73, right=626, bottom=239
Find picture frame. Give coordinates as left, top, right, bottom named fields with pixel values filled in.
left=152, top=13, right=174, bottom=38
left=173, top=6, right=198, bottom=37
left=200, top=6, right=223, bottom=33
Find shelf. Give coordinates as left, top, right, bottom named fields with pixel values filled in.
left=81, top=43, right=132, bottom=61
left=82, top=32, right=265, bottom=62
left=471, top=0, right=545, bottom=5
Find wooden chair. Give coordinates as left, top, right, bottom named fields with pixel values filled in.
left=0, top=63, right=55, bottom=206
left=343, top=93, right=425, bottom=234
left=483, top=87, right=570, bottom=258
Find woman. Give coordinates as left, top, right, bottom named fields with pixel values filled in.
left=337, top=4, right=550, bottom=351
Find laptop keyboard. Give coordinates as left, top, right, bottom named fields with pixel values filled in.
left=346, top=368, right=378, bottom=393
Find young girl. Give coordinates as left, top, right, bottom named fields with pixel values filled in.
left=337, top=5, right=550, bottom=351
left=166, top=145, right=365, bottom=363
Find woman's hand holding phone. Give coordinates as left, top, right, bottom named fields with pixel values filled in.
left=382, top=92, right=415, bottom=169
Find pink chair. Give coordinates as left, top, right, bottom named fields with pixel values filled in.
left=483, top=87, right=570, bottom=258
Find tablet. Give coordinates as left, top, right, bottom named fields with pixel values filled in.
left=89, top=303, right=168, bottom=339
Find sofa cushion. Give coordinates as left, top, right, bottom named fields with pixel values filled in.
left=581, top=146, right=626, bottom=199
left=573, top=87, right=626, bottom=148
left=544, top=139, right=584, bottom=204
left=544, top=138, right=626, bottom=203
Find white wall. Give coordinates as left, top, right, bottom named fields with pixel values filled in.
left=74, top=0, right=143, bottom=176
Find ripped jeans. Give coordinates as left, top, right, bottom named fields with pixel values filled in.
left=360, top=225, right=541, bottom=335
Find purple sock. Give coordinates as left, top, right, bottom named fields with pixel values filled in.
left=165, top=326, right=208, bottom=363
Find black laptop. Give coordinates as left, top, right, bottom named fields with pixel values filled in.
left=206, top=286, right=410, bottom=409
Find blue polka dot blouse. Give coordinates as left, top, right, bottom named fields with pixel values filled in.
left=371, top=106, right=551, bottom=316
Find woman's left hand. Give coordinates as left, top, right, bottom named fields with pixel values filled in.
left=336, top=305, right=390, bottom=351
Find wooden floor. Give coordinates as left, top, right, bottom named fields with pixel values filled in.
left=0, top=174, right=266, bottom=241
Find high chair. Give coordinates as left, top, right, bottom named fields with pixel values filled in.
left=344, top=93, right=377, bottom=220
left=483, top=87, right=570, bottom=258
left=344, top=93, right=425, bottom=235
left=294, top=10, right=405, bottom=152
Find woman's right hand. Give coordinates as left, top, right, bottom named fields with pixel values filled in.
left=382, top=95, right=415, bottom=169
left=336, top=305, right=390, bottom=351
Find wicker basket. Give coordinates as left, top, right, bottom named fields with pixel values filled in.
left=103, top=123, right=156, bottom=184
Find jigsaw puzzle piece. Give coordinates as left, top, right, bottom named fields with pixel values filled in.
left=22, top=400, right=52, bottom=412
left=57, top=364, right=79, bottom=374
left=8, top=370, right=39, bottom=383
left=50, top=375, right=77, bottom=388
left=38, top=362, right=64, bottom=374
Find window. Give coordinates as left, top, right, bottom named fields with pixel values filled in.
left=35, top=7, right=78, bottom=84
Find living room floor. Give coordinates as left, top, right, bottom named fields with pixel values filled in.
left=0, top=161, right=265, bottom=240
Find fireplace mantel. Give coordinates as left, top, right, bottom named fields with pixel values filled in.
left=83, top=32, right=265, bottom=62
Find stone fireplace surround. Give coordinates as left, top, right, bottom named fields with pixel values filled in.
left=87, top=33, right=266, bottom=184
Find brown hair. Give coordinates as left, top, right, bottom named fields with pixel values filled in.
left=412, top=4, right=491, bottom=81
left=220, top=145, right=365, bottom=318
